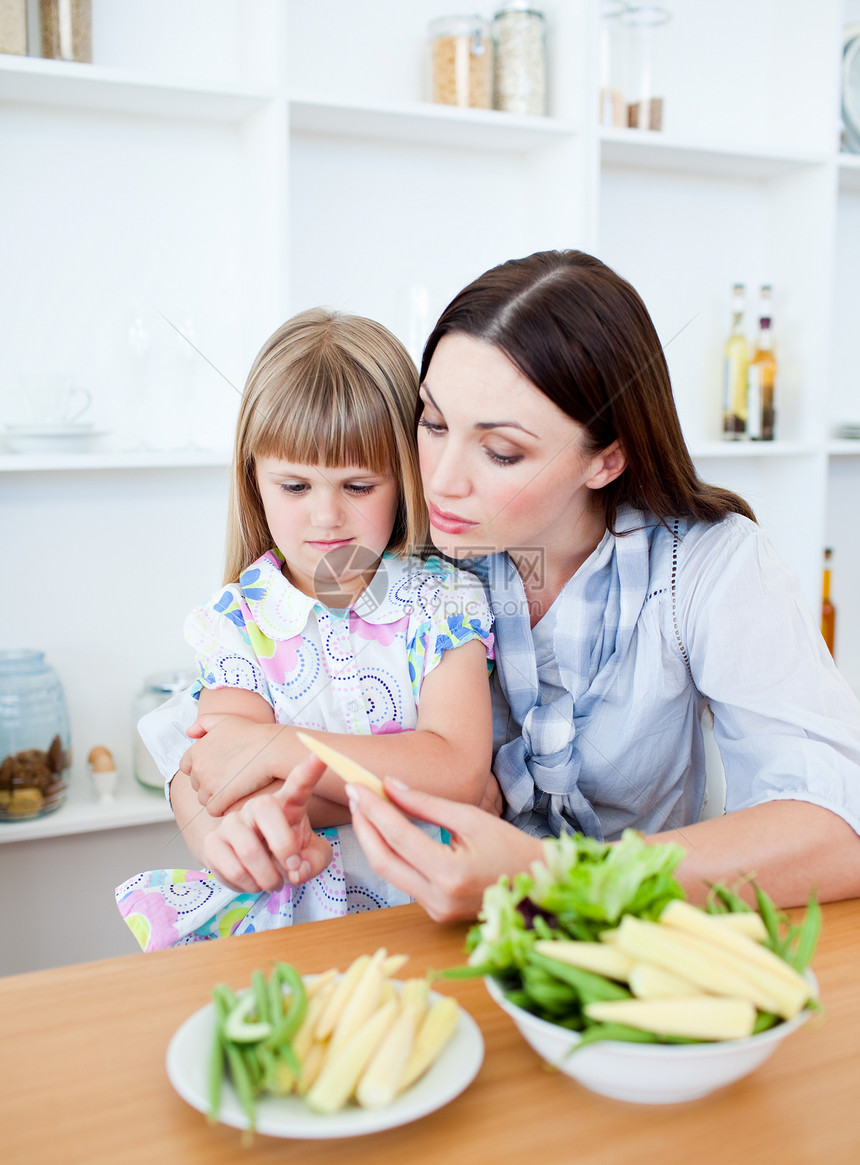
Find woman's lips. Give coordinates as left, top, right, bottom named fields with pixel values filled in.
left=428, top=503, right=477, bottom=535
left=308, top=538, right=354, bottom=551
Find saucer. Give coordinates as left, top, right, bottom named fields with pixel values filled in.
left=3, top=423, right=107, bottom=454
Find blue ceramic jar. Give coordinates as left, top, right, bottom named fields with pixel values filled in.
left=0, top=649, right=71, bottom=820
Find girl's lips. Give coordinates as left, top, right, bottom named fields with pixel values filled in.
left=308, top=538, right=354, bottom=550
left=428, top=503, right=477, bottom=535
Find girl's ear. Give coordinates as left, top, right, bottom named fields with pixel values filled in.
left=585, top=441, right=626, bottom=490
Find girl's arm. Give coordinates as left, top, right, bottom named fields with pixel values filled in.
left=182, top=638, right=494, bottom=818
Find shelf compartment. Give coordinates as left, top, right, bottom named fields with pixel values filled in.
left=290, top=95, right=577, bottom=152
left=689, top=441, right=819, bottom=459
left=0, top=55, right=272, bottom=122
left=838, top=154, right=860, bottom=193
left=600, top=128, right=828, bottom=179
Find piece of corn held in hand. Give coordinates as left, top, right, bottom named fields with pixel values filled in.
left=584, top=997, right=757, bottom=1041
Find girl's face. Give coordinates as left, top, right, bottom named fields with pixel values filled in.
left=418, top=334, right=624, bottom=571
left=255, top=457, right=400, bottom=607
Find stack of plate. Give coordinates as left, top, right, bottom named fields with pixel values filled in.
left=2, top=423, right=108, bottom=454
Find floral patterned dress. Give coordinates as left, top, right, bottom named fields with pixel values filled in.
left=116, top=551, right=493, bottom=951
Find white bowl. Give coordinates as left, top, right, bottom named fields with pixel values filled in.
left=485, top=973, right=815, bottom=1104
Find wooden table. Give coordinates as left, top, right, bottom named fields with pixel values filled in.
left=3, top=900, right=859, bottom=1165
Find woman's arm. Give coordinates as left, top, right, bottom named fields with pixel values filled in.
left=182, top=638, right=494, bottom=818
left=348, top=781, right=860, bottom=923
left=651, top=800, right=860, bottom=907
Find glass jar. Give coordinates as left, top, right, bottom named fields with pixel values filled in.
left=493, top=3, right=547, bottom=116
left=0, top=0, right=28, bottom=55
left=39, top=0, right=92, bottom=64
left=133, top=670, right=196, bottom=789
left=598, top=1, right=630, bottom=127
left=0, top=649, right=71, bottom=821
left=622, top=2, right=671, bottom=131
left=428, top=15, right=493, bottom=109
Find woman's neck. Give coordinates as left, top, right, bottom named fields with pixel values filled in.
left=510, top=507, right=607, bottom=628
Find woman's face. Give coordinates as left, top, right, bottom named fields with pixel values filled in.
left=418, top=333, right=623, bottom=567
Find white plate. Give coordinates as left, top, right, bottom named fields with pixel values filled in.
left=3, top=424, right=108, bottom=453
left=166, top=986, right=484, bottom=1139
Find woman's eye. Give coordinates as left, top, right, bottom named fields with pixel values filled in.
left=418, top=417, right=446, bottom=436
left=486, top=448, right=523, bottom=467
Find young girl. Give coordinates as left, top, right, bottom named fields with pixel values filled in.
left=115, top=308, right=494, bottom=950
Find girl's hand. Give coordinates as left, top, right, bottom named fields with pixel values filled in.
left=181, top=714, right=287, bottom=815
left=347, top=778, right=543, bottom=922
left=201, top=754, right=332, bottom=893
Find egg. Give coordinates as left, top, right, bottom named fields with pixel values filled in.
left=88, top=745, right=116, bottom=772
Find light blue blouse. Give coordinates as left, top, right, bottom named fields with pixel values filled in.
left=474, top=506, right=860, bottom=842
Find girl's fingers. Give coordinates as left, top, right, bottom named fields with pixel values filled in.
left=275, top=754, right=327, bottom=813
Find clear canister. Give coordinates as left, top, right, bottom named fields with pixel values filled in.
left=598, top=1, right=630, bottom=127
left=0, top=649, right=71, bottom=820
left=493, top=3, right=547, bottom=116
left=39, top=0, right=92, bottom=63
left=622, top=2, right=671, bottom=131
left=428, top=15, right=493, bottom=109
left=133, top=670, right=196, bottom=790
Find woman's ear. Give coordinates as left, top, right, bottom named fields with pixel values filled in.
left=585, top=441, right=626, bottom=490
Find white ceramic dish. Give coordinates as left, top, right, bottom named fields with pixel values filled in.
left=166, top=986, right=483, bottom=1139
left=485, top=972, right=815, bottom=1105
left=3, top=423, right=107, bottom=454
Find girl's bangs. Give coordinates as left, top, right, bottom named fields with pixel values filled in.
left=251, top=371, right=396, bottom=475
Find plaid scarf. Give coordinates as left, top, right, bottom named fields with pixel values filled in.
left=466, top=508, right=655, bottom=840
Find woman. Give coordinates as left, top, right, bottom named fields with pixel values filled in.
left=148, top=251, right=860, bottom=915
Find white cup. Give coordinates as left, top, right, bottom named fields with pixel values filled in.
left=19, top=374, right=93, bottom=426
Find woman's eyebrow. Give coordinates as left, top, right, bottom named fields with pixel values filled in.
left=420, top=383, right=538, bottom=438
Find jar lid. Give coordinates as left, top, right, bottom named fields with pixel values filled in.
left=428, top=14, right=491, bottom=37
left=494, top=2, right=545, bottom=18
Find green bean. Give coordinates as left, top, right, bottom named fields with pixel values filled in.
left=252, top=969, right=270, bottom=1026
left=528, top=951, right=631, bottom=1005
left=208, top=988, right=230, bottom=1122
left=789, top=892, right=821, bottom=971
left=224, top=1041, right=258, bottom=1132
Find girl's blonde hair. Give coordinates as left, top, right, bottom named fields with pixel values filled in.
left=224, top=308, right=429, bottom=583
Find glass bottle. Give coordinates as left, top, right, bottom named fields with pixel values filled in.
left=747, top=284, right=777, bottom=441
left=722, top=283, right=749, bottom=440
left=493, top=3, right=547, bottom=116
left=0, top=649, right=71, bottom=820
left=821, top=548, right=836, bottom=658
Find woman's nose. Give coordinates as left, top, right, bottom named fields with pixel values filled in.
left=423, top=442, right=471, bottom=499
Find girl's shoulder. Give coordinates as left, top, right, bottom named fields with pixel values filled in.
left=365, top=553, right=490, bottom=625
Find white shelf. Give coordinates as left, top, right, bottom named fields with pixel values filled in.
left=0, top=54, right=272, bottom=122
left=690, top=441, right=820, bottom=459
left=0, top=777, right=173, bottom=844
left=827, top=439, right=860, bottom=456
left=600, top=128, right=828, bottom=179
left=0, top=448, right=231, bottom=473
left=290, top=95, right=577, bottom=152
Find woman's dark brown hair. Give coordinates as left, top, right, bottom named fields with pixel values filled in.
left=420, top=250, right=754, bottom=529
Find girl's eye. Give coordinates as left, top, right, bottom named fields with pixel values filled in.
left=485, top=447, right=523, bottom=467
left=418, top=416, right=445, bottom=436
left=344, top=483, right=376, bottom=496
left=280, top=482, right=309, bottom=494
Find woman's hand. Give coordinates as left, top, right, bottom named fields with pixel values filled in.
left=347, top=778, right=543, bottom=921
left=181, top=713, right=288, bottom=815
left=200, top=754, right=332, bottom=893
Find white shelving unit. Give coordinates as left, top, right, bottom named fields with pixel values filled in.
left=1, top=0, right=859, bottom=970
